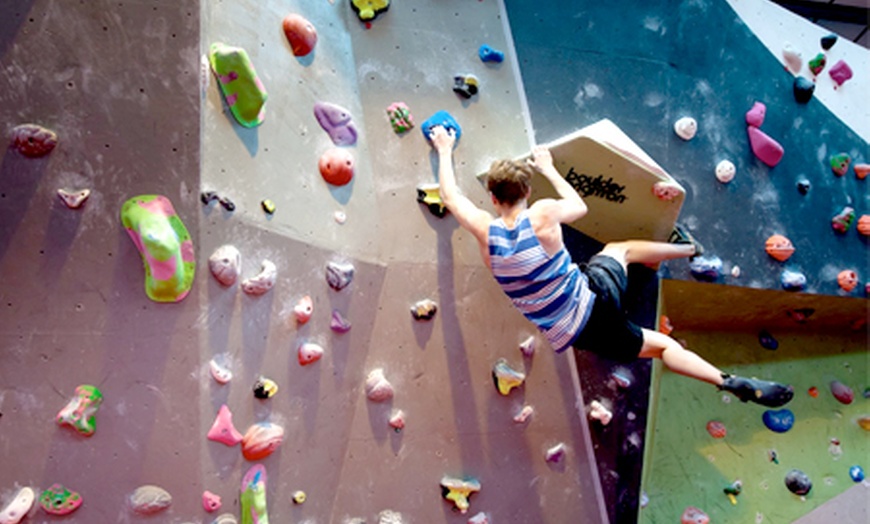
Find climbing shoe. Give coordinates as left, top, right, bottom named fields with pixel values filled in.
left=719, top=374, right=794, bottom=408
left=668, top=224, right=704, bottom=258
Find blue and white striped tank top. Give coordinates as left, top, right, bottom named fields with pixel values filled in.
left=488, top=210, right=595, bottom=353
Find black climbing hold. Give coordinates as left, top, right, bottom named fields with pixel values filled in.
left=201, top=190, right=219, bottom=205
left=793, top=76, right=815, bottom=104
left=219, top=196, right=236, bottom=211
left=785, top=469, right=812, bottom=495
left=796, top=179, right=811, bottom=195
left=820, top=33, right=837, bottom=51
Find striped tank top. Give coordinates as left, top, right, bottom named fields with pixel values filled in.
left=488, top=210, right=595, bottom=353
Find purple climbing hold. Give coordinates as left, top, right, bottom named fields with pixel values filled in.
left=829, top=60, right=853, bottom=88
left=313, top=102, right=358, bottom=146
left=330, top=309, right=352, bottom=333
left=763, top=408, right=795, bottom=433
left=747, top=127, right=784, bottom=167
left=784, top=469, right=812, bottom=496
left=793, top=76, right=814, bottom=104
left=745, top=101, right=766, bottom=127
left=830, top=380, right=854, bottom=404
left=758, top=329, right=778, bottom=350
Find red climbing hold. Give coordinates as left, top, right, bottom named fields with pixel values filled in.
left=706, top=420, right=726, bottom=439
left=681, top=506, right=710, bottom=524
left=318, top=148, right=354, bottom=186
left=283, top=14, right=317, bottom=57
left=830, top=380, right=854, bottom=404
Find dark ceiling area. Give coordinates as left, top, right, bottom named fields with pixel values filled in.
left=773, top=0, right=870, bottom=48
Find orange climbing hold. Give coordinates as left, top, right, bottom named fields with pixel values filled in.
left=765, top=234, right=795, bottom=262
left=857, top=215, right=870, bottom=236
left=837, top=270, right=858, bottom=292
left=854, top=163, right=870, bottom=180
left=659, top=315, right=673, bottom=335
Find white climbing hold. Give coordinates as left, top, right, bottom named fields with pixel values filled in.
left=0, top=487, right=35, bottom=524
left=365, top=368, right=394, bottom=402
left=589, top=400, right=613, bottom=425
left=242, top=259, right=276, bottom=295
left=674, top=117, right=697, bottom=140
left=513, top=405, right=534, bottom=423
left=715, top=160, right=736, bottom=183
left=519, top=335, right=536, bottom=357
left=129, top=485, right=172, bottom=515
left=545, top=442, right=567, bottom=462
left=57, top=188, right=91, bottom=209
left=209, top=245, right=242, bottom=286
left=334, top=210, right=347, bottom=224
left=782, top=43, right=802, bottom=74
left=209, top=359, right=233, bottom=384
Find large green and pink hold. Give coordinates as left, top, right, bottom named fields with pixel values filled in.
left=209, top=43, right=268, bottom=128
left=121, top=195, right=195, bottom=303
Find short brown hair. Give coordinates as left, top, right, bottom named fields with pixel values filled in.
left=486, top=159, right=536, bottom=206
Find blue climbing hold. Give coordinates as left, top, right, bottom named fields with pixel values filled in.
left=421, top=110, right=462, bottom=142
left=781, top=269, right=807, bottom=291
left=478, top=44, right=504, bottom=63
left=762, top=408, right=795, bottom=433
left=849, top=465, right=864, bottom=482
left=758, top=329, right=778, bottom=350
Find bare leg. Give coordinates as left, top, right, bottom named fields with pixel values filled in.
left=638, top=328, right=724, bottom=386
left=598, top=240, right=695, bottom=272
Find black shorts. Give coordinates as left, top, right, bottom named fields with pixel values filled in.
left=571, top=254, right=644, bottom=362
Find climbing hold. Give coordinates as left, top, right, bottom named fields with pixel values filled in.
left=747, top=127, right=784, bottom=167
left=209, top=245, right=242, bottom=287
left=240, top=464, right=268, bottom=524
left=389, top=409, right=405, bottom=432
left=788, top=308, right=814, bottom=323
left=298, top=342, right=324, bottom=366
left=762, top=408, right=795, bottom=433
left=56, top=384, right=103, bottom=437
left=121, top=195, right=195, bottom=302
left=201, top=190, right=220, bottom=205
left=261, top=199, right=275, bottom=214
left=203, top=491, right=221, bottom=512
left=723, top=480, right=742, bottom=505
left=837, top=270, right=858, bottom=293
left=351, top=0, right=390, bottom=21
left=218, top=196, right=235, bottom=212
left=808, top=386, right=819, bottom=397
left=208, top=404, right=243, bottom=446
left=129, top=485, right=172, bottom=515
left=673, top=117, right=697, bottom=140
left=768, top=449, right=779, bottom=463
left=830, top=153, right=851, bottom=176
left=386, top=102, right=414, bottom=134
left=545, top=442, right=566, bottom=463
left=411, top=298, right=438, bottom=320
left=652, top=181, right=682, bottom=201
left=334, top=210, right=347, bottom=224
left=659, top=315, right=674, bottom=335
left=492, top=358, right=525, bottom=396
left=796, top=178, right=811, bottom=194
left=780, top=269, right=807, bottom=291
left=294, top=295, right=314, bottom=324
left=10, top=123, right=57, bottom=157
left=213, top=513, right=239, bottom=524
left=478, top=44, right=504, bottom=63
left=513, top=405, right=534, bottom=423
left=715, top=160, right=735, bottom=183
left=57, top=188, right=91, bottom=209
left=318, top=147, right=355, bottom=186
left=242, top=422, right=285, bottom=461
left=785, top=469, right=812, bottom=496
left=831, top=206, right=855, bottom=233
left=326, top=261, right=355, bottom=291
left=241, top=260, right=276, bottom=295
left=830, top=380, right=854, bottom=404
left=808, top=53, right=826, bottom=76
left=765, top=234, right=794, bottom=262
left=365, top=368, right=394, bottom=402
left=588, top=400, right=612, bottom=425
left=793, top=76, right=815, bottom=104
left=680, top=506, right=709, bottom=524
left=440, top=476, right=480, bottom=514
left=758, top=329, right=779, bottom=350
left=421, top=110, right=462, bottom=142
left=858, top=215, right=870, bottom=236
left=689, top=256, right=723, bottom=282
left=849, top=465, right=865, bottom=482
left=519, top=335, right=536, bottom=357
left=330, top=309, right=352, bottom=333
left=468, top=512, right=490, bottom=524
left=731, top=265, right=741, bottom=278
left=452, top=74, right=479, bottom=99
left=859, top=416, right=870, bottom=431
left=829, top=437, right=843, bottom=458
left=610, top=369, right=633, bottom=389
left=706, top=420, right=726, bottom=439
left=210, top=359, right=233, bottom=384
left=292, top=490, right=306, bottom=504
left=0, top=487, right=34, bottom=524
left=828, top=60, right=853, bottom=87
left=313, top=102, right=358, bottom=146
left=821, top=33, right=838, bottom=50
left=252, top=376, right=279, bottom=399
left=377, top=510, right=405, bottom=524
left=854, top=163, right=870, bottom=180
left=209, top=43, right=267, bottom=128
left=282, top=14, right=317, bottom=57
left=417, top=183, right=447, bottom=217
left=782, top=44, right=802, bottom=73
left=38, top=485, right=82, bottom=516
left=745, top=101, right=766, bottom=127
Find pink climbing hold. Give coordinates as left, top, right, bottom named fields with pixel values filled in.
left=652, top=181, right=681, bottom=201
left=202, top=491, right=222, bottom=512
left=681, top=506, right=710, bottom=524
left=207, top=404, right=243, bottom=446
left=294, top=295, right=314, bottom=324
left=830, top=380, right=854, bottom=405
left=298, top=342, right=324, bottom=366
left=745, top=101, right=766, bottom=128
left=747, top=126, right=784, bottom=167
left=828, top=60, right=853, bottom=88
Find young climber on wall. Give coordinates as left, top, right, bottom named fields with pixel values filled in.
left=427, top=125, right=794, bottom=407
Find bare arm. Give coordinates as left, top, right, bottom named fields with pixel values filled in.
left=529, top=145, right=587, bottom=224
left=429, top=126, right=492, bottom=245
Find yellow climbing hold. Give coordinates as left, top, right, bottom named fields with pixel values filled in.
left=440, top=476, right=480, bottom=514
left=492, top=358, right=526, bottom=396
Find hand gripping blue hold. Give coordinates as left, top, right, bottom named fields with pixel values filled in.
left=421, top=110, right=462, bottom=142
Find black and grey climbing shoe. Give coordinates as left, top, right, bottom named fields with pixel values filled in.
left=668, top=224, right=704, bottom=258
left=719, top=374, right=794, bottom=408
